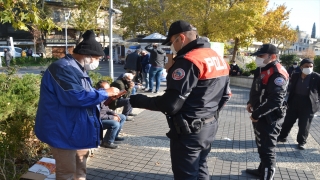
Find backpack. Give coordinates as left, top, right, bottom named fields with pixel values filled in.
left=27, top=49, right=32, bottom=54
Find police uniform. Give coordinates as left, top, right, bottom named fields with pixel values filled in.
left=129, top=20, right=231, bottom=180
left=248, top=60, right=288, bottom=179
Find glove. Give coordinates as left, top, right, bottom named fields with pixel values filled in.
left=129, top=94, right=149, bottom=108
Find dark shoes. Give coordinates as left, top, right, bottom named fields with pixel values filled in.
left=100, top=142, right=118, bottom=149
left=277, top=138, right=287, bottom=143
left=115, top=137, right=125, bottom=141
left=246, top=168, right=260, bottom=177
left=145, top=89, right=153, bottom=93
left=128, top=113, right=137, bottom=116
left=298, top=144, right=306, bottom=150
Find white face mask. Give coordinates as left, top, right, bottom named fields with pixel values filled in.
left=302, top=67, right=313, bottom=75
left=255, top=57, right=267, bottom=67
left=170, top=43, right=177, bottom=55
left=170, top=36, right=183, bottom=54
left=84, top=57, right=99, bottom=70
left=293, top=65, right=298, bottom=68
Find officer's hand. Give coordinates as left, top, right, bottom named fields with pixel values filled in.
left=106, top=87, right=120, bottom=97
left=246, top=103, right=253, bottom=113
left=250, top=115, right=258, bottom=123
left=129, top=94, right=148, bottom=108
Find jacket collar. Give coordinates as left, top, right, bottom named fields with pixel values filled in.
left=174, top=38, right=211, bottom=60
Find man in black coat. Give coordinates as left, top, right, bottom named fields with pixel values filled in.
left=287, top=61, right=302, bottom=78
left=278, top=59, right=320, bottom=150
left=229, top=60, right=241, bottom=76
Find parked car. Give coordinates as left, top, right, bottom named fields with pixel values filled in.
left=0, top=46, right=22, bottom=58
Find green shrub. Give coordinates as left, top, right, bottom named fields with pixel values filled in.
left=0, top=70, right=49, bottom=180
left=314, top=56, right=320, bottom=74
left=279, top=54, right=300, bottom=69
left=240, top=61, right=256, bottom=76
left=88, top=70, right=113, bottom=85
left=1, top=57, right=58, bottom=67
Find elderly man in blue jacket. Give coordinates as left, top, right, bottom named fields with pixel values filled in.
left=35, top=30, right=120, bottom=180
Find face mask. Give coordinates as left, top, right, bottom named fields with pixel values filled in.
left=293, top=65, right=298, bottom=68
left=302, top=67, right=313, bottom=75
left=170, top=36, right=181, bottom=54
left=255, top=57, right=267, bottom=67
left=84, top=57, right=99, bottom=70
left=170, top=44, right=177, bottom=54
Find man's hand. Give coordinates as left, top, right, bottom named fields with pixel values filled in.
left=130, top=81, right=135, bottom=88
left=246, top=103, right=253, bottom=113
left=106, top=87, right=120, bottom=97
left=114, top=115, right=120, bottom=122
left=250, top=115, right=258, bottom=123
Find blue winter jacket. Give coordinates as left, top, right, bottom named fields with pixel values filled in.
left=35, top=55, right=109, bottom=149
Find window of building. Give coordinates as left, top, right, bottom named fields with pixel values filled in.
left=299, top=47, right=301, bottom=51
left=53, top=11, right=60, bottom=22
left=303, top=48, right=305, bottom=50
left=307, top=40, right=309, bottom=44
left=296, top=46, right=297, bottom=51
left=315, top=49, right=319, bottom=51
left=304, top=39, right=306, bottom=43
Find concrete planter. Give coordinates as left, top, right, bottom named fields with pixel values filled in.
left=230, top=76, right=253, bottom=88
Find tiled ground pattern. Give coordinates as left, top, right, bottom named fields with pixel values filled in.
left=87, top=86, right=316, bottom=179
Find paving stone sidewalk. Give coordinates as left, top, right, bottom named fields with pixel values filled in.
left=87, top=86, right=320, bottom=180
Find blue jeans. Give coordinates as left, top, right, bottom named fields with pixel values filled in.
left=131, top=87, right=137, bottom=95
left=115, top=98, right=132, bottom=116
left=143, top=72, right=149, bottom=89
left=101, top=114, right=126, bottom=144
left=149, top=66, right=163, bottom=92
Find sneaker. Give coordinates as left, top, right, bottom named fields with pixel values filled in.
left=100, top=142, right=118, bottom=149
left=145, top=89, right=153, bottom=93
left=115, top=137, right=125, bottom=141
left=246, top=168, right=260, bottom=177
left=298, top=144, right=306, bottom=150
left=126, top=116, right=135, bottom=121
left=277, top=138, right=287, bottom=142
left=128, top=113, right=137, bottom=116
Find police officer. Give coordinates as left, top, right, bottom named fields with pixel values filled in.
left=246, top=44, right=289, bottom=179
left=129, top=20, right=231, bottom=179
left=278, top=59, right=320, bottom=150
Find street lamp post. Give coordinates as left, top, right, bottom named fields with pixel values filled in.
left=109, top=0, right=114, bottom=80
left=108, top=2, right=122, bottom=80
left=64, top=9, right=71, bottom=55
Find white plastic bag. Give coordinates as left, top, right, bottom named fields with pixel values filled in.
left=161, top=69, right=167, bottom=82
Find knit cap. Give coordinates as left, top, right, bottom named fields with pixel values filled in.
left=73, top=30, right=104, bottom=56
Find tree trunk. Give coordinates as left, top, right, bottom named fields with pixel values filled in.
left=231, top=37, right=239, bottom=62
left=159, top=0, right=167, bottom=34
left=76, top=31, right=83, bottom=45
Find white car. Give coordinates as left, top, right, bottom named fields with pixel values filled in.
left=0, top=46, right=22, bottom=58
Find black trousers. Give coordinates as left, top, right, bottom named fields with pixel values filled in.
left=169, top=119, right=218, bottom=180
left=278, top=96, right=314, bottom=145
left=253, top=117, right=283, bottom=180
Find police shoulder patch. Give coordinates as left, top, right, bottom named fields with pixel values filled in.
left=172, top=68, right=185, bottom=80
left=274, top=77, right=286, bottom=86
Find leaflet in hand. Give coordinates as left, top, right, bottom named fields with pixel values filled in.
left=103, top=90, right=127, bottom=106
